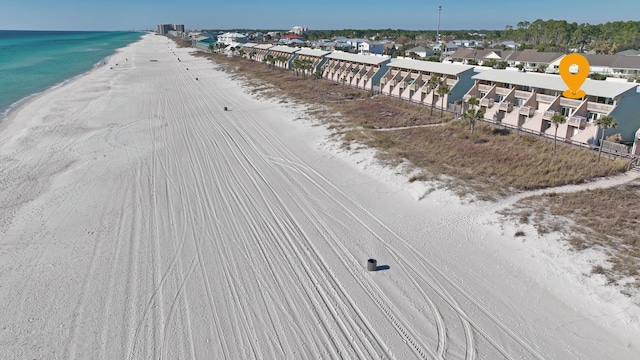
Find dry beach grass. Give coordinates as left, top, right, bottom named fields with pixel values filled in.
left=181, top=39, right=639, bottom=296
left=193, top=49, right=627, bottom=198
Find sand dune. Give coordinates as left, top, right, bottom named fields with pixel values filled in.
left=0, top=33, right=638, bottom=359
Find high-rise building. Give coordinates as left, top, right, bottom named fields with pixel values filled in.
left=157, top=24, right=185, bottom=35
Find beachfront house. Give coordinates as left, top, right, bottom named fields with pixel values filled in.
left=583, top=54, right=640, bottom=79
left=447, top=48, right=505, bottom=66
left=292, top=48, right=332, bottom=76
left=264, top=46, right=301, bottom=69
left=358, top=40, right=385, bottom=55
left=465, top=69, right=640, bottom=146
left=505, top=49, right=565, bottom=73
left=322, top=52, right=391, bottom=91
left=217, top=32, right=248, bottom=45
left=240, top=43, right=258, bottom=59
left=380, top=58, right=475, bottom=110
left=250, top=44, right=273, bottom=62
left=406, top=46, right=435, bottom=59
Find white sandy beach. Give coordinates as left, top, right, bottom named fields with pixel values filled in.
left=1, top=33, right=639, bottom=359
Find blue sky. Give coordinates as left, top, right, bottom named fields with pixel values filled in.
left=1, top=0, right=638, bottom=31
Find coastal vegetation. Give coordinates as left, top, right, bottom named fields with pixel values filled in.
left=193, top=50, right=628, bottom=200
left=206, top=20, right=640, bottom=53
left=183, top=38, right=638, bottom=295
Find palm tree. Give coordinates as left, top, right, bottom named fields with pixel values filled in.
left=428, top=75, right=441, bottom=116
left=437, top=85, right=451, bottom=118
left=595, top=115, right=618, bottom=162
left=468, top=96, right=479, bottom=110
left=551, top=113, right=566, bottom=155
left=464, top=108, right=485, bottom=134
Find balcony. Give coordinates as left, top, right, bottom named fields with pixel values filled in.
left=389, top=80, right=397, bottom=86
left=363, top=76, right=369, bottom=82
left=398, top=81, right=407, bottom=89
left=536, top=94, right=556, bottom=103
left=519, top=106, right=535, bottom=117
left=559, top=97, right=582, bottom=108
left=515, top=90, right=532, bottom=99
left=409, top=83, right=418, bottom=91
left=380, top=78, right=388, bottom=84
left=586, top=102, right=614, bottom=113
left=478, top=84, right=493, bottom=93
left=568, top=116, right=587, bottom=128
left=543, top=110, right=555, bottom=120
left=495, top=87, right=511, bottom=96
left=480, top=98, right=494, bottom=108
left=499, top=102, right=513, bottom=112
left=422, top=85, right=433, bottom=93
left=446, top=78, right=457, bottom=86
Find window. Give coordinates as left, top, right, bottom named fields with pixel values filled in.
left=515, top=98, right=525, bottom=106
left=561, top=107, right=572, bottom=116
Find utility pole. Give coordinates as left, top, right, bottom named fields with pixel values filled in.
left=437, top=5, right=442, bottom=41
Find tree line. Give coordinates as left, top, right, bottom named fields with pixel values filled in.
left=305, top=20, right=639, bottom=53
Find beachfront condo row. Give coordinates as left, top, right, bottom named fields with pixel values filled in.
left=233, top=43, right=640, bottom=155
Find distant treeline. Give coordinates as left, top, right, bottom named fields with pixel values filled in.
left=306, top=20, right=640, bottom=53
left=206, top=20, right=640, bottom=53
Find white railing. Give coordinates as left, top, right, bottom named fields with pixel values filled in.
left=496, top=87, right=511, bottom=96
left=478, top=84, right=493, bottom=93
left=586, top=102, right=614, bottom=113
left=536, top=94, right=556, bottom=103
left=519, top=106, right=535, bottom=117
left=499, top=102, right=513, bottom=112
left=543, top=110, right=555, bottom=120
left=568, top=116, right=586, bottom=128
left=480, top=98, right=494, bottom=108
left=559, top=98, right=582, bottom=108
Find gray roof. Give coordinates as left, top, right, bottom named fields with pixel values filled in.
left=449, top=48, right=504, bottom=60
left=389, top=58, right=475, bottom=76
left=611, top=55, right=640, bottom=70
left=296, top=48, right=332, bottom=57
left=582, top=54, right=617, bottom=67
left=509, top=50, right=565, bottom=63
left=616, top=49, right=640, bottom=56
left=473, top=69, right=638, bottom=98
left=326, top=51, right=390, bottom=65
left=268, top=45, right=300, bottom=54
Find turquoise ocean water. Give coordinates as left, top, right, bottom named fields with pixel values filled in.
left=0, top=30, right=143, bottom=121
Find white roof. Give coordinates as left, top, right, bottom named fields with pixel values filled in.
left=296, top=48, right=332, bottom=57
left=254, top=44, right=273, bottom=50
left=473, top=69, right=638, bottom=98
left=241, top=43, right=258, bottom=49
left=219, top=32, right=246, bottom=38
left=389, top=58, right=475, bottom=76
left=268, top=45, right=301, bottom=54
left=326, top=51, right=390, bottom=65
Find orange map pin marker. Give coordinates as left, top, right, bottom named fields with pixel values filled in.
left=559, top=54, right=589, bottom=99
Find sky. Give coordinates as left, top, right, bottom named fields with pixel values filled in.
left=0, top=0, right=638, bottom=31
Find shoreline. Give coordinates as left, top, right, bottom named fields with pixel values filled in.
left=0, top=31, right=145, bottom=126
left=1, top=33, right=638, bottom=358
